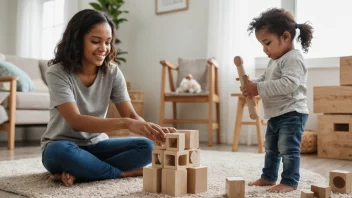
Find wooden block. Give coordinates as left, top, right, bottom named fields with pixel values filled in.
left=226, top=177, right=245, bottom=198
left=152, top=149, right=164, bottom=168
left=318, top=132, right=352, bottom=160
left=164, top=150, right=189, bottom=170
left=340, top=56, right=352, bottom=86
left=177, top=130, right=199, bottom=149
left=314, top=86, right=352, bottom=114
left=154, top=142, right=166, bottom=150
left=161, top=169, right=187, bottom=197
left=301, top=190, right=314, bottom=198
left=311, top=185, right=331, bottom=198
left=330, top=170, right=352, bottom=193
left=187, top=166, right=207, bottom=194
left=166, top=133, right=185, bottom=151
left=318, top=115, right=352, bottom=134
left=143, top=167, right=162, bottom=193
left=188, top=148, right=200, bottom=167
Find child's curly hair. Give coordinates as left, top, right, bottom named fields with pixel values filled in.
left=248, top=8, right=313, bottom=53
left=49, top=9, right=117, bottom=73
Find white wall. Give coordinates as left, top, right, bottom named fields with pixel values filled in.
left=118, top=0, right=212, bottom=142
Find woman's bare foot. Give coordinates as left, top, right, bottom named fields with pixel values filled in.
left=248, top=178, right=276, bottom=186
left=61, top=172, right=75, bottom=186
left=121, top=168, right=143, bottom=178
left=49, top=172, right=75, bottom=186
left=267, top=184, right=296, bottom=193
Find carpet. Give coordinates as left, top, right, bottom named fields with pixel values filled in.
left=0, top=150, right=348, bottom=198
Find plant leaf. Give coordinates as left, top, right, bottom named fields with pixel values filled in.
left=89, top=2, right=103, bottom=11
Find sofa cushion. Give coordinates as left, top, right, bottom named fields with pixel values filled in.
left=0, top=105, right=8, bottom=124
left=15, top=110, right=49, bottom=124
left=4, top=55, right=42, bottom=82
left=0, top=61, right=36, bottom=92
left=2, top=92, right=49, bottom=110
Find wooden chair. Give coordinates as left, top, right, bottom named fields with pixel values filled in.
left=159, top=58, right=220, bottom=146
left=0, top=77, right=17, bottom=149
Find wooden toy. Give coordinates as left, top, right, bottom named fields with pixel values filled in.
left=226, top=177, right=245, bottom=198
left=330, top=170, right=352, bottom=193
left=187, top=166, right=207, bottom=194
left=143, top=167, right=162, bottom=193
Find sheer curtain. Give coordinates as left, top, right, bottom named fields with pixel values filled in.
left=16, top=0, right=42, bottom=58
left=207, top=0, right=256, bottom=145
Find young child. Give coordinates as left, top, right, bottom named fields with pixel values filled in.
left=241, top=8, right=313, bottom=193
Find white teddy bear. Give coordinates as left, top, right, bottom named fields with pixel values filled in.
left=176, top=74, right=201, bottom=93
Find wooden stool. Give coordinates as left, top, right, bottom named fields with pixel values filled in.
left=231, top=93, right=266, bottom=153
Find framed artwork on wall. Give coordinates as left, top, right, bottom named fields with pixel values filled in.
left=155, top=0, right=189, bottom=15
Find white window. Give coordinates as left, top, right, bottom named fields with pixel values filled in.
left=41, top=0, right=65, bottom=59
left=247, top=0, right=282, bottom=58
left=296, top=0, right=352, bottom=58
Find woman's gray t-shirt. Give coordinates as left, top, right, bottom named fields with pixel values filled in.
left=41, top=63, right=130, bottom=151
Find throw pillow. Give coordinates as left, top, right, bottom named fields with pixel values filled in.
left=0, top=61, right=36, bottom=92
left=176, top=58, right=210, bottom=92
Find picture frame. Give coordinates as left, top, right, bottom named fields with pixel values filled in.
left=155, top=0, right=189, bottom=15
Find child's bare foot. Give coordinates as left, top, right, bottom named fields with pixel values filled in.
left=121, top=168, right=143, bottom=178
left=248, top=178, right=276, bottom=186
left=61, top=172, right=75, bottom=186
left=49, top=173, right=62, bottom=181
left=267, top=184, right=296, bottom=193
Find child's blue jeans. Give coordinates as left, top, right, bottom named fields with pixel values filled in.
left=261, top=111, right=308, bottom=188
left=42, top=137, right=153, bottom=181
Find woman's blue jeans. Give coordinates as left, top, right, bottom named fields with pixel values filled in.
left=42, top=137, right=153, bottom=181
left=261, top=111, right=308, bottom=188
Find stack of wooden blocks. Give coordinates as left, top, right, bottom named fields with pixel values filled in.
left=143, top=130, right=207, bottom=197
left=313, top=56, right=352, bottom=160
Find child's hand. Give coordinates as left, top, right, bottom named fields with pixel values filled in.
left=240, top=75, right=258, bottom=97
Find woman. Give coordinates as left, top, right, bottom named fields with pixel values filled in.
left=41, top=9, right=175, bottom=186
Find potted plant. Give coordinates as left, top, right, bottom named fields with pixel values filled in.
left=90, top=0, right=128, bottom=65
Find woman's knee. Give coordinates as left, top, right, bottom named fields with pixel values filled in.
left=44, top=140, right=79, bottom=160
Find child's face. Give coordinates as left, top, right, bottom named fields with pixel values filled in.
left=255, top=28, right=291, bottom=60
left=82, top=22, right=112, bottom=68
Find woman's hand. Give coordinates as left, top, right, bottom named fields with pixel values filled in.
left=240, top=75, right=258, bottom=97
left=127, top=119, right=173, bottom=142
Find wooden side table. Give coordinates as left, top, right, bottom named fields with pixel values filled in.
left=231, top=93, right=266, bottom=153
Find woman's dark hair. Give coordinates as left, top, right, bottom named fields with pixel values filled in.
left=248, top=8, right=313, bottom=53
left=49, top=9, right=116, bottom=73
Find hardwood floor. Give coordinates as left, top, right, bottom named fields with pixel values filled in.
left=1, top=141, right=352, bottom=197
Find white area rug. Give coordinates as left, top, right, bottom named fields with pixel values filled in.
left=0, top=150, right=349, bottom=198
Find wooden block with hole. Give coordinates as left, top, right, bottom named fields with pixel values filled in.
left=143, top=167, right=162, bottom=193
left=311, top=185, right=331, bottom=198
left=188, top=148, right=200, bottom=167
left=161, top=169, right=187, bottom=197
left=187, top=166, right=207, bottom=194
left=177, top=130, right=199, bottom=149
left=154, top=142, right=166, bottom=150
left=163, top=150, right=189, bottom=170
left=317, top=115, right=352, bottom=160
left=330, top=170, right=352, bottom=193
left=166, top=133, right=185, bottom=151
left=314, top=86, right=352, bottom=114
left=301, top=190, right=314, bottom=198
left=152, top=149, right=164, bottom=168
left=340, top=56, right=352, bottom=86
left=226, top=177, right=245, bottom=198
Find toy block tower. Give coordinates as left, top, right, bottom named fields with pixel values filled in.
left=143, top=130, right=207, bottom=197
left=313, top=56, right=352, bottom=160
left=330, top=170, right=352, bottom=193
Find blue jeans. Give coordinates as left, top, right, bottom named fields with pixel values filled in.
left=261, top=111, right=308, bottom=188
left=42, top=137, right=153, bottom=182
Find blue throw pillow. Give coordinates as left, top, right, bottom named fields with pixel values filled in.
left=0, top=61, right=35, bottom=92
